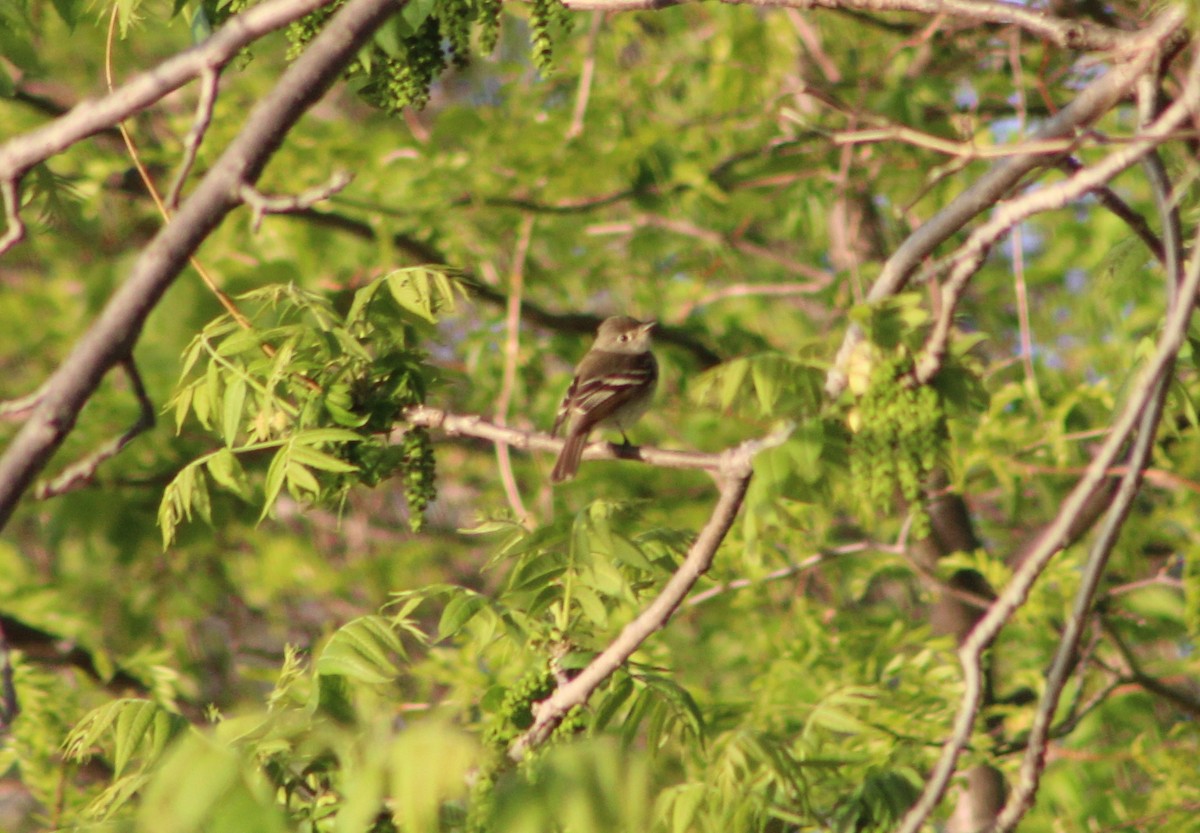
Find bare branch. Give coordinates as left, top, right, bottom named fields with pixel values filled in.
left=34, top=357, right=156, bottom=499
left=913, top=52, right=1200, bottom=384
left=239, top=171, right=354, bottom=232
left=0, top=0, right=338, bottom=187
left=507, top=425, right=792, bottom=758
left=167, top=68, right=221, bottom=210
left=494, top=215, right=535, bottom=523
left=564, top=0, right=1128, bottom=51
left=566, top=12, right=604, bottom=140
left=0, top=0, right=404, bottom=532
left=895, top=192, right=1200, bottom=833
left=825, top=6, right=1186, bottom=396
left=403, top=405, right=729, bottom=474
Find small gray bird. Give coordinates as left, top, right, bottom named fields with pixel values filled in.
left=550, top=316, right=658, bottom=482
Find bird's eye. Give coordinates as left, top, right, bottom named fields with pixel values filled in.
left=619, top=333, right=629, bottom=341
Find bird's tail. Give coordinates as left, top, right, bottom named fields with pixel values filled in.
left=551, top=432, right=587, bottom=483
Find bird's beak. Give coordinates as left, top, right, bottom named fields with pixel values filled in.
left=640, top=320, right=657, bottom=336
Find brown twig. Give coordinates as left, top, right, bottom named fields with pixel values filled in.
left=238, top=171, right=353, bottom=232
left=566, top=12, right=604, bottom=140
left=166, top=68, right=220, bottom=209
left=34, top=357, right=156, bottom=500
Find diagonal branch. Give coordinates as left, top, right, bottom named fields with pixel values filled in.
left=0, top=0, right=404, bottom=533
left=508, top=426, right=791, bottom=758
left=895, top=197, right=1200, bottom=833
left=0, top=0, right=341, bottom=258
left=34, top=357, right=156, bottom=499
left=913, top=55, right=1200, bottom=383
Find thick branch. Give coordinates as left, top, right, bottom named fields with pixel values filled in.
left=0, top=0, right=403, bottom=532
left=0, top=0, right=337, bottom=186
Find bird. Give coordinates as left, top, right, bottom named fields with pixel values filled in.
left=550, top=316, right=658, bottom=483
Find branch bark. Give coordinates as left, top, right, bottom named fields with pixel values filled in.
left=0, top=0, right=404, bottom=532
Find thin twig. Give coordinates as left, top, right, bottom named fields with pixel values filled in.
left=1102, top=618, right=1200, bottom=719
left=508, top=425, right=792, bottom=759
left=167, top=68, right=220, bottom=209
left=1060, top=158, right=1165, bottom=264
left=685, top=539, right=881, bottom=606
left=588, top=213, right=834, bottom=283
left=566, top=12, right=604, bottom=140
left=34, top=357, right=156, bottom=499
left=239, top=171, right=353, bottom=232
left=677, top=280, right=833, bottom=317
left=494, top=215, right=535, bottom=523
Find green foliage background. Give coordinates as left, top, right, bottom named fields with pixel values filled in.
left=2, top=0, right=1199, bottom=831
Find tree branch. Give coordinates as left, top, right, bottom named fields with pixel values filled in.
left=239, top=170, right=353, bottom=232
left=34, top=357, right=156, bottom=499
left=0, top=0, right=340, bottom=257
left=507, top=426, right=791, bottom=758
left=565, top=0, right=1128, bottom=52
left=825, top=5, right=1186, bottom=396
left=0, top=0, right=404, bottom=533
left=403, top=405, right=728, bottom=474
left=913, top=61, right=1199, bottom=383
left=166, top=68, right=221, bottom=209
left=895, top=197, right=1200, bottom=833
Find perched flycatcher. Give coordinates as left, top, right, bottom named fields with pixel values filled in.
left=550, top=316, right=658, bottom=482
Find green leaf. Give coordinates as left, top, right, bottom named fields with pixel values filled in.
left=438, top=590, right=488, bottom=640
left=316, top=615, right=406, bottom=684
